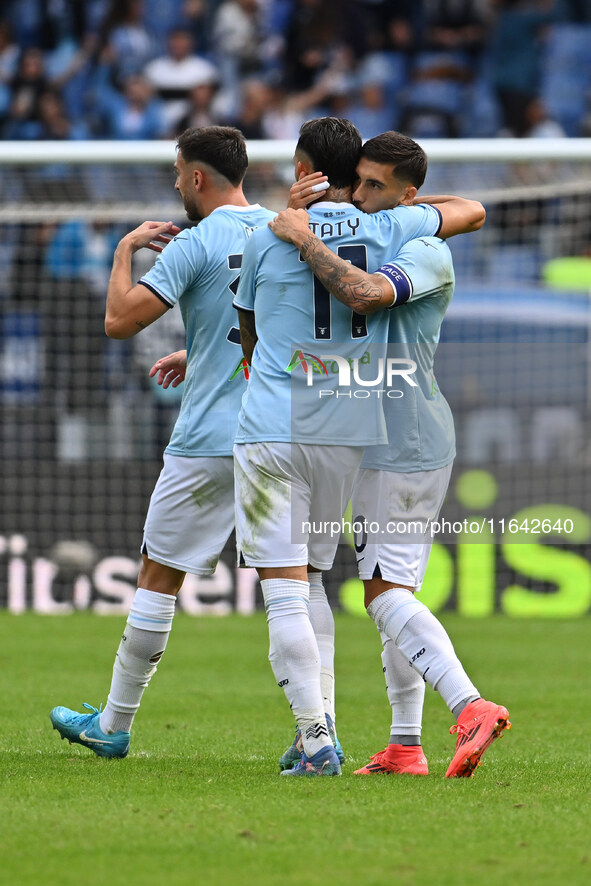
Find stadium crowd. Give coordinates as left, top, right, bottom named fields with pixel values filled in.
left=1, top=0, right=591, bottom=142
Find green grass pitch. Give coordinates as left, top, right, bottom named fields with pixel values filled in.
left=1, top=611, right=589, bottom=886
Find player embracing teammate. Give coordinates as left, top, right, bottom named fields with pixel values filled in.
left=50, top=119, right=510, bottom=780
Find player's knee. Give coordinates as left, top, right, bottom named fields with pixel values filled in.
left=138, top=556, right=185, bottom=595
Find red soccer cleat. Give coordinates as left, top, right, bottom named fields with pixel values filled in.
left=353, top=744, right=429, bottom=775
left=445, top=698, right=511, bottom=778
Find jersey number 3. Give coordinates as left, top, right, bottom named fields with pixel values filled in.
left=226, top=253, right=242, bottom=345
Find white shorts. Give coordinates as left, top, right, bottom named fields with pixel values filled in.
left=234, top=442, right=364, bottom=570
left=352, top=462, right=453, bottom=591
left=142, top=453, right=235, bottom=575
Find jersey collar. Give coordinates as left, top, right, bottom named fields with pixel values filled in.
left=211, top=203, right=261, bottom=213
left=309, top=201, right=356, bottom=210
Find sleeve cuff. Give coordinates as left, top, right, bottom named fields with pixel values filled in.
left=139, top=279, right=174, bottom=308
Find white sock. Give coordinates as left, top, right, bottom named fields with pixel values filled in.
left=368, top=589, right=479, bottom=714
left=380, top=631, right=424, bottom=743
left=261, top=578, right=329, bottom=757
left=100, top=588, right=176, bottom=734
left=307, top=571, right=335, bottom=724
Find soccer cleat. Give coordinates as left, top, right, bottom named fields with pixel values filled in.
left=445, top=698, right=511, bottom=778
left=326, top=713, right=345, bottom=766
left=280, top=744, right=341, bottom=777
left=50, top=703, right=130, bottom=759
left=278, top=713, right=345, bottom=771
left=353, top=743, right=429, bottom=775
left=278, top=726, right=303, bottom=771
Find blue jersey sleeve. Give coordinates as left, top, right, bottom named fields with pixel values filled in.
left=139, top=231, right=207, bottom=307
left=375, top=237, right=454, bottom=307
left=233, top=233, right=258, bottom=312
left=387, top=203, right=442, bottom=242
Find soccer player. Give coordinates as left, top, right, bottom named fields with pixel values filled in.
left=232, top=117, right=485, bottom=776
left=269, top=131, right=510, bottom=779
left=50, top=126, right=274, bottom=758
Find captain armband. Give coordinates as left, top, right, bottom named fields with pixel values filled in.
left=374, top=263, right=413, bottom=308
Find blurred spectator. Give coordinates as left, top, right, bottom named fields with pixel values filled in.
left=176, top=78, right=222, bottom=133
left=35, top=88, right=89, bottom=139
left=212, top=0, right=268, bottom=119
left=400, top=52, right=473, bottom=138
left=143, top=27, right=219, bottom=132
left=229, top=78, right=274, bottom=139
left=96, top=0, right=156, bottom=88
left=9, top=222, right=55, bottom=308
left=4, top=46, right=49, bottom=139
left=348, top=80, right=396, bottom=139
left=523, top=97, right=566, bottom=138
left=212, top=0, right=266, bottom=78
left=282, top=0, right=342, bottom=92
left=99, top=73, right=167, bottom=139
left=0, top=19, right=18, bottom=122
left=422, top=0, right=491, bottom=60
left=385, top=1, right=420, bottom=54
left=44, top=220, right=119, bottom=412
left=488, top=0, right=562, bottom=137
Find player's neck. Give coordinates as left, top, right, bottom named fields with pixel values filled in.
left=205, top=188, right=250, bottom=215
left=321, top=186, right=353, bottom=204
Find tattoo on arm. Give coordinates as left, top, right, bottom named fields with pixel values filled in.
left=299, top=235, right=389, bottom=314
left=238, top=309, right=257, bottom=365
left=136, top=320, right=146, bottom=330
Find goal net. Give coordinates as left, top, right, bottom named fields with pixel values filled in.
left=1, top=138, right=590, bottom=617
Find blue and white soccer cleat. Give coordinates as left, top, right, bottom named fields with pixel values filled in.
left=280, top=744, right=341, bottom=777
left=278, top=726, right=303, bottom=771
left=325, top=713, right=345, bottom=766
left=50, top=703, right=130, bottom=759
left=278, top=713, right=345, bottom=771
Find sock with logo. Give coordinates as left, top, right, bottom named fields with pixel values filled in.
left=368, top=589, right=479, bottom=714
left=380, top=631, right=424, bottom=746
left=100, top=587, right=176, bottom=734
left=262, top=578, right=329, bottom=757
left=307, top=571, right=336, bottom=724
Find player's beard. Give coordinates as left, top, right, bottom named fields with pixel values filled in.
left=183, top=196, right=202, bottom=223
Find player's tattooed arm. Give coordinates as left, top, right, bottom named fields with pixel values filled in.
left=238, top=308, right=257, bottom=365
left=269, top=209, right=394, bottom=315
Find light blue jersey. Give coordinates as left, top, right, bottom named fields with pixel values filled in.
left=361, top=236, right=456, bottom=473
left=233, top=201, right=442, bottom=446
left=140, top=203, right=274, bottom=456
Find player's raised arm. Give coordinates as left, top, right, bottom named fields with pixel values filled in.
left=417, top=194, right=485, bottom=237
left=105, top=220, right=181, bottom=339
left=269, top=208, right=394, bottom=315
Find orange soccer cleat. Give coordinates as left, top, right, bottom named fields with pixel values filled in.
left=445, top=698, right=511, bottom=778
left=353, top=744, right=429, bottom=775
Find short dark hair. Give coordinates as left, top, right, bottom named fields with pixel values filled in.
left=296, top=117, right=362, bottom=189
left=361, top=131, right=427, bottom=189
left=176, top=126, right=248, bottom=186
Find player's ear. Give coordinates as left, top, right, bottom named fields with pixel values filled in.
left=401, top=184, right=417, bottom=206
left=193, top=168, right=204, bottom=191
left=296, top=160, right=312, bottom=180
